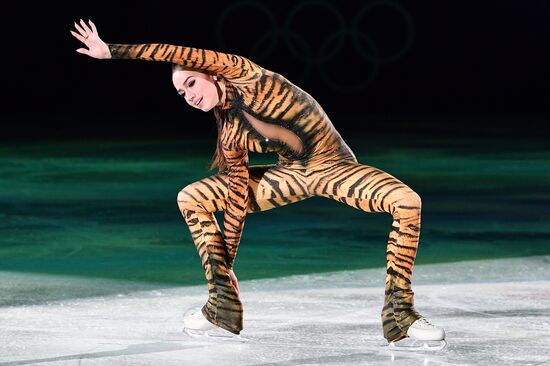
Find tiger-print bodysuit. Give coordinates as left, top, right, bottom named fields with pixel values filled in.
left=108, top=43, right=423, bottom=341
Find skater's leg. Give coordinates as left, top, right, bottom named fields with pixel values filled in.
left=177, top=164, right=310, bottom=334
left=307, top=159, right=423, bottom=342
left=179, top=207, right=242, bottom=334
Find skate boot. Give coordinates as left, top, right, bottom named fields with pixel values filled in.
left=182, top=307, right=248, bottom=342
left=382, top=278, right=447, bottom=351
left=387, top=317, right=447, bottom=351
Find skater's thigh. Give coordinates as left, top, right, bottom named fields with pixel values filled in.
left=177, top=164, right=310, bottom=214
left=308, top=160, right=419, bottom=211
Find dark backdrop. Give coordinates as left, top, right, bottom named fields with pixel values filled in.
left=3, top=0, right=549, bottom=139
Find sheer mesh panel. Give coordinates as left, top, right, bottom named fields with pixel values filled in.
left=242, top=110, right=304, bottom=155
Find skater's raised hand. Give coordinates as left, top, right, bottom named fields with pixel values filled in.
left=228, top=268, right=240, bottom=294
left=70, top=19, right=111, bottom=59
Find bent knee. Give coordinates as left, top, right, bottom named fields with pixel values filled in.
left=394, top=191, right=421, bottom=212
left=177, top=186, right=201, bottom=211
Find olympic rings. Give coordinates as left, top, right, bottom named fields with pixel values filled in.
left=215, top=0, right=414, bottom=93
left=351, top=0, right=414, bottom=63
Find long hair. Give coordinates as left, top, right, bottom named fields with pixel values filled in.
left=172, top=64, right=227, bottom=173
left=210, top=105, right=227, bottom=172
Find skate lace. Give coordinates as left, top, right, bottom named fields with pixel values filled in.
left=417, top=317, right=435, bottom=328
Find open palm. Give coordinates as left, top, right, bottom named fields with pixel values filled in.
left=70, top=19, right=111, bottom=59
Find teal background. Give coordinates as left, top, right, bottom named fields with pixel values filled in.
left=1, top=135, right=548, bottom=288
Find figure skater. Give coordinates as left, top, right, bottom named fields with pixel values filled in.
left=71, top=19, right=446, bottom=350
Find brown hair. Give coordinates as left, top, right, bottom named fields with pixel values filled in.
left=210, top=106, right=227, bottom=172
left=172, top=64, right=227, bottom=172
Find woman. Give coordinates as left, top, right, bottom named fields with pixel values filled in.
left=71, top=19, right=446, bottom=348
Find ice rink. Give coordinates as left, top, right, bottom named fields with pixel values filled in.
left=1, top=256, right=549, bottom=366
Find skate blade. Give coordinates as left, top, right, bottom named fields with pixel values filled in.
left=183, top=327, right=249, bottom=343
left=383, top=338, right=447, bottom=352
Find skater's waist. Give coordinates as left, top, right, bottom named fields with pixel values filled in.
left=277, top=147, right=357, bottom=169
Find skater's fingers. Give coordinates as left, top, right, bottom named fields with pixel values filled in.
left=80, top=18, right=92, bottom=35
left=233, top=280, right=240, bottom=294
left=70, top=30, right=87, bottom=44
left=89, top=19, right=98, bottom=35
left=76, top=48, right=92, bottom=56
left=74, top=21, right=87, bottom=37
left=233, top=277, right=240, bottom=294
left=228, top=270, right=240, bottom=294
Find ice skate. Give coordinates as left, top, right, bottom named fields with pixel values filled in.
left=385, top=318, right=447, bottom=351
left=182, top=307, right=248, bottom=342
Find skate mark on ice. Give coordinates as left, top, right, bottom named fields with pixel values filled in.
left=0, top=342, right=206, bottom=365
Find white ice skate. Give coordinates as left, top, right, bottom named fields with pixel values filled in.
left=385, top=318, right=447, bottom=351
left=182, top=307, right=248, bottom=342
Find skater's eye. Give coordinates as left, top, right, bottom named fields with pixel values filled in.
left=188, top=79, right=195, bottom=87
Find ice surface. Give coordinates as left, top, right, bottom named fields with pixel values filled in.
left=1, top=256, right=549, bottom=365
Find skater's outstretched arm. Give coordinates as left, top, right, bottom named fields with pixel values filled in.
left=71, top=19, right=250, bottom=272
left=70, top=19, right=263, bottom=84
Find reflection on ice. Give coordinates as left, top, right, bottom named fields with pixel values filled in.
left=0, top=256, right=549, bottom=365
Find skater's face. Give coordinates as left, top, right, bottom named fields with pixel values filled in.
left=172, top=70, right=220, bottom=112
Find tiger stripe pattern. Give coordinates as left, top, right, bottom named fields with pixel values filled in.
left=109, top=42, right=423, bottom=340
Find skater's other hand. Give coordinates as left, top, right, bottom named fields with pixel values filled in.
left=228, top=268, right=240, bottom=294
left=70, top=19, right=111, bottom=59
